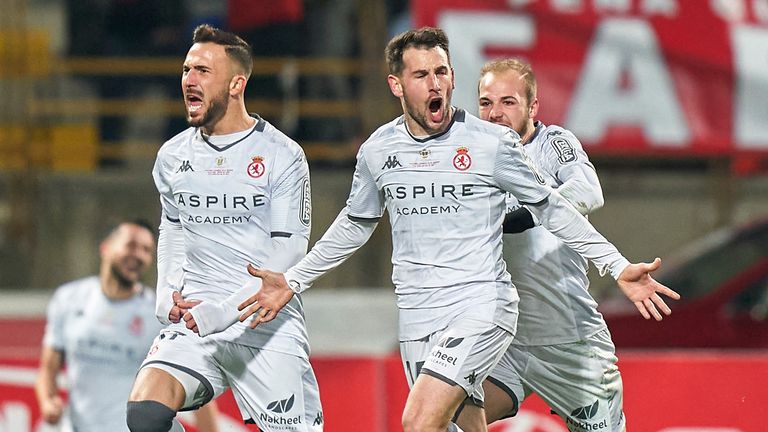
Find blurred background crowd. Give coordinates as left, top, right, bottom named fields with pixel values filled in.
left=1, top=0, right=767, bottom=313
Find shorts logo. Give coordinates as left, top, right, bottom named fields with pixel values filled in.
left=464, top=370, right=477, bottom=386
left=300, top=177, right=311, bottom=227
left=550, top=137, right=577, bottom=164
left=261, top=394, right=303, bottom=427
left=267, top=394, right=295, bottom=414
left=313, top=411, right=323, bottom=426
left=571, top=400, right=598, bottom=420
left=247, top=156, right=266, bottom=178
left=158, top=330, right=185, bottom=340
left=453, top=147, right=471, bottom=171
left=438, top=337, right=464, bottom=348
left=567, top=400, right=608, bottom=431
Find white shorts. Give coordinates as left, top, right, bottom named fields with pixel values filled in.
left=399, top=319, right=514, bottom=406
left=489, top=329, right=625, bottom=431
left=140, top=324, right=323, bottom=432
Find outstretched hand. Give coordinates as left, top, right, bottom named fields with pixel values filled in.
left=168, top=291, right=200, bottom=323
left=237, top=264, right=295, bottom=328
left=617, top=257, right=680, bottom=321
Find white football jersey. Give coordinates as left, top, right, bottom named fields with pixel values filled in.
left=505, top=122, right=607, bottom=345
left=43, top=276, right=162, bottom=432
left=152, top=115, right=312, bottom=357
left=347, top=109, right=551, bottom=340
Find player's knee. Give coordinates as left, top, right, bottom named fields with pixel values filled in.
left=402, top=408, right=449, bottom=432
left=126, top=400, right=177, bottom=432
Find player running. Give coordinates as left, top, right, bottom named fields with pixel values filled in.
left=238, top=27, right=679, bottom=432
left=126, top=25, right=322, bottom=432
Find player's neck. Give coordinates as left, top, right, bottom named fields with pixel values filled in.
left=520, top=120, right=537, bottom=144
left=405, top=106, right=454, bottom=138
left=100, top=273, right=139, bottom=300
left=201, top=107, right=255, bottom=136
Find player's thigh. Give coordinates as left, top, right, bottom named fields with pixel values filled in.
left=136, top=325, right=228, bottom=411
left=480, top=346, right=528, bottom=423
left=524, top=330, right=625, bottom=431
left=219, top=345, right=323, bottom=432
left=404, top=373, right=470, bottom=430
left=400, top=321, right=514, bottom=407
left=453, top=401, right=487, bottom=432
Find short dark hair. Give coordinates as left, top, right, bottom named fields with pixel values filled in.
left=105, top=219, right=156, bottom=241
left=385, top=27, right=450, bottom=76
left=192, top=24, right=253, bottom=78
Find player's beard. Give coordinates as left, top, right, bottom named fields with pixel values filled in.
left=110, top=262, right=139, bottom=291
left=513, top=110, right=534, bottom=141
left=403, top=89, right=453, bottom=136
left=187, top=86, right=229, bottom=130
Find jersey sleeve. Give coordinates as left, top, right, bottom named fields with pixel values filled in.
left=493, top=130, right=552, bottom=204
left=152, top=149, right=180, bottom=223
left=541, top=130, right=604, bottom=215
left=269, top=149, right=312, bottom=239
left=42, top=287, right=67, bottom=350
left=346, top=148, right=384, bottom=220
left=152, top=148, right=184, bottom=324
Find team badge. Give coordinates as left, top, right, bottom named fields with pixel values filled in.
left=129, top=316, right=143, bottom=336
left=453, top=147, right=472, bottom=171
left=247, top=156, right=266, bottom=178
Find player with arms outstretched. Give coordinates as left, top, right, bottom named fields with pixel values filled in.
left=236, top=27, right=678, bottom=432
left=455, top=58, right=632, bottom=431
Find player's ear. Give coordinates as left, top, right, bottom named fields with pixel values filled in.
left=388, top=74, right=403, bottom=97
left=230, top=75, right=246, bottom=95
left=529, top=97, right=539, bottom=118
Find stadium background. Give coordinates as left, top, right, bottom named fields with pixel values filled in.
left=1, top=0, right=767, bottom=430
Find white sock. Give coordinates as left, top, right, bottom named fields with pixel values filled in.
left=169, top=418, right=186, bottom=432
left=447, top=423, right=464, bottom=432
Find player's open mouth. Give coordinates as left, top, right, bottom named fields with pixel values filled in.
left=428, top=97, right=443, bottom=122
left=186, top=94, right=204, bottom=113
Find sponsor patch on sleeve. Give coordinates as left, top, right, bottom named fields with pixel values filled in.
left=550, top=137, right=577, bottom=164
left=300, top=177, right=311, bottom=227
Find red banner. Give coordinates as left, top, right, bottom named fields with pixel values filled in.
left=412, top=0, right=768, bottom=157
left=2, top=318, right=766, bottom=431
left=3, top=353, right=766, bottom=431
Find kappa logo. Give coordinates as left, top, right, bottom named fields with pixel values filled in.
left=176, top=160, right=194, bottom=173
left=313, top=411, right=324, bottom=426
left=382, top=155, right=402, bottom=170
left=267, top=394, right=295, bottom=414
left=437, top=337, right=464, bottom=349
left=464, top=371, right=477, bottom=386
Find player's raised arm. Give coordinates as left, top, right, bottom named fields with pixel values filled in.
left=493, top=134, right=680, bottom=319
